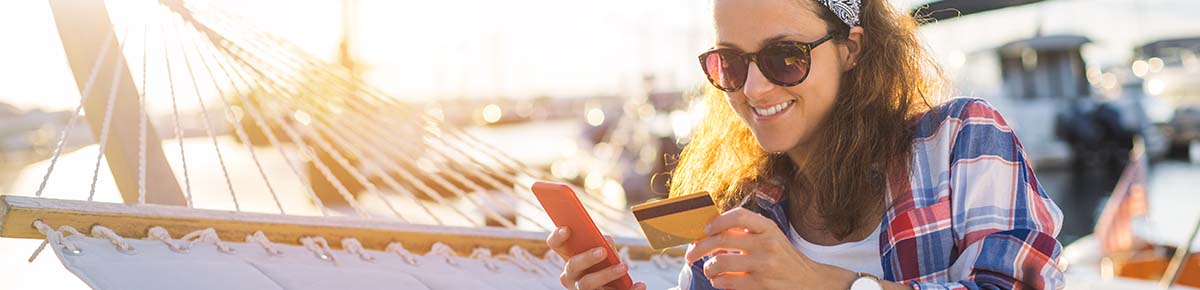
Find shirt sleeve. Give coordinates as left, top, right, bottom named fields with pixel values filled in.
left=910, top=99, right=1066, bottom=290
left=675, top=244, right=717, bottom=290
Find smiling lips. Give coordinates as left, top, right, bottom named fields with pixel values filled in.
left=752, top=99, right=795, bottom=118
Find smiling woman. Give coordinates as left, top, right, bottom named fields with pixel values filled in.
left=547, top=0, right=1066, bottom=289
left=684, top=0, right=940, bottom=242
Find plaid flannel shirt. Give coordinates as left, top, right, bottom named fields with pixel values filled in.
left=678, top=98, right=1065, bottom=290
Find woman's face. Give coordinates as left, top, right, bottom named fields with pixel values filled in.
left=711, top=0, right=849, bottom=153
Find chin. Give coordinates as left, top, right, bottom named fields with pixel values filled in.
left=735, top=107, right=806, bottom=153
left=751, top=133, right=801, bottom=153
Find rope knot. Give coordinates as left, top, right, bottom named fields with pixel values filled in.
left=341, top=238, right=375, bottom=262
left=90, top=225, right=135, bottom=254
left=246, top=231, right=284, bottom=256
left=384, top=242, right=419, bottom=265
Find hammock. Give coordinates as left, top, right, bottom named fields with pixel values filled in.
left=0, top=0, right=682, bottom=288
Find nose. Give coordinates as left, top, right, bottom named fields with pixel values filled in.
left=741, top=63, right=774, bottom=102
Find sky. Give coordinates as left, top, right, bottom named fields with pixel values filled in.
left=0, top=0, right=1198, bottom=113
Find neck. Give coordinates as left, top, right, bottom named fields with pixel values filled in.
left=784, top=142, right=810, bottom=168
left=787, top=198, right=883, bottom=245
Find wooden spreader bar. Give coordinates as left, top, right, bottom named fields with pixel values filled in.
left=0, top=195, right=679, bottom=259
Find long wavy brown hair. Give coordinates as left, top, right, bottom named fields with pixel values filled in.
left=670, top=0, right=945, bottom=239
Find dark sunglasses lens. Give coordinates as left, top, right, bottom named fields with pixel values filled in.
left=760, top=45, right=810, bottom=85
left=703, top=51, right=747, bottom=91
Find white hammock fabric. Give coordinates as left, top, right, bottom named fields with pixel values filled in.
left=37, top=224, right=682, bottom=290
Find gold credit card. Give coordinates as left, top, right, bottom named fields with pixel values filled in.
left=631, top=192, right=719, bottom=250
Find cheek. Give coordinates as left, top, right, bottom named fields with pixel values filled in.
left=724, top=92, right=751, bottom=118
left=810, top=50, right=845, bottom=100
left=773, top=62, right=840, bottom=146
left=787, top=59, right=841, bottom=121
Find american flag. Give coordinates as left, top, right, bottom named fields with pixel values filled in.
left=1094, top=138, right=1151, bottom=255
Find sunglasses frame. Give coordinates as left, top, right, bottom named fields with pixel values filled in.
left=698, top=33, right=835, bottom=92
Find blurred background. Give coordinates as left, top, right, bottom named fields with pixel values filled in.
left=0, top=0, right=1198, bottom=288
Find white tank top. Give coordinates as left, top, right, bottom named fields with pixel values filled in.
left=786, top=223, right=885, bottom=277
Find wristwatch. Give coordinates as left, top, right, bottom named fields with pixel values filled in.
left=848, top=272, right=883, bottom=290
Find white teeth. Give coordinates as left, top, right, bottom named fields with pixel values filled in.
left=753, top=100, right=793, bottom=117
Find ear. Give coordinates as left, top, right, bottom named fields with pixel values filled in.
left=841, top=26, right=865, bottom=72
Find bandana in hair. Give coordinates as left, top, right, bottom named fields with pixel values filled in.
left=820, top=0, right=861, bottom=27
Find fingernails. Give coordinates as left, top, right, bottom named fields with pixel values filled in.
left=591, top=247, right=604, bottom=257
left=557, top=227, right=568, bottom=236
left=615, top=264, right=627, bottom=271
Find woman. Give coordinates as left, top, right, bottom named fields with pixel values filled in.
left=547, top=0, right=1065, bottom=289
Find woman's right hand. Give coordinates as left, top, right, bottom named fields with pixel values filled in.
left=546, top=226, right=647, bottom=290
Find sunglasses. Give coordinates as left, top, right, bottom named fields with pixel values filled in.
left=698, top=33, right=834, bottom=92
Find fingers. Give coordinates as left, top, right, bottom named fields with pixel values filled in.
left=709, top=272, right=751, bottom=289
left=702, top=253, right=756, bottom=279
left=704, top=208, right=777, bottom=236
left=546, top=226, right=570, bottom=258
left=552, top=230, right=637, bottom=290
left=630, top=282, right=647, bottom=290
left=604, top=235, right=615, bottom=247
left=575, top=263, right=629, bottom=290
left=559, top=247, right=608, bottom=287
left=685, top=232, right=756, bottom=262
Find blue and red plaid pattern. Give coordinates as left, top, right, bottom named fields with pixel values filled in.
left=677, top=98, right=1065, bottom=290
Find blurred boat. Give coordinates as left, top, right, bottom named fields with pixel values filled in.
left=539, top=75, right=699, bottom=205
left=1131, top=36, right=1200, bottom=159
left=956, top=35, right=1169, bottom=169
left=1062, top=139, right=1200, bottom=289
left=0, top=103, right=74, bottom=170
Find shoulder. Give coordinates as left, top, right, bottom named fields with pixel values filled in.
left=912, top=97, right=1010, bottom=141
left=910, top=97, right=1020, bottom=161
left=894, top=97, right=1025, bottom=207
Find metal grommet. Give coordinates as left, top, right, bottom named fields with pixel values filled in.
left=62, top=246, right=83, bottom=256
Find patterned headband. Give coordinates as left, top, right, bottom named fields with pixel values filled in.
left=820, top=0, right=861, bottom=27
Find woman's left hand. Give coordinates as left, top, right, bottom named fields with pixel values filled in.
left=684, top=208, right=855, bottom=290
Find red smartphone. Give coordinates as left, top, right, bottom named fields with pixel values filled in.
left=531, top=181, right=634, bottom=290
